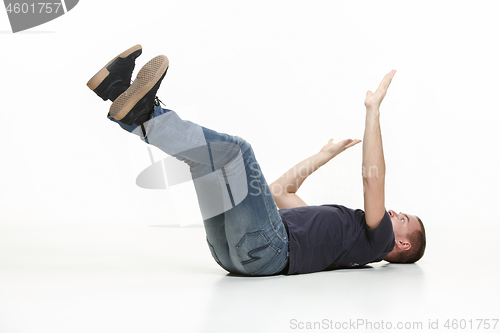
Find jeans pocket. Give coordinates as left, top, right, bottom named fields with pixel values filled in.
left=206, top=238, right=231, bottom=273
left=235, top=230, right=281, bottom=276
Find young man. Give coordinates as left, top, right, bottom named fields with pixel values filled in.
left=87, top=45, right=426, bottom=276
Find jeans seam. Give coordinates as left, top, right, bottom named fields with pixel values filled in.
left=207, top=238, right=231, bottom=273
left=243, top=149, right=286, bottom=243
left=273, top=251, right=289, bottom=275
left=221, top=167, right=236, bottom=208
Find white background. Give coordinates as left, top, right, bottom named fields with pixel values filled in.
left=1, top=1, right=499, bottom=332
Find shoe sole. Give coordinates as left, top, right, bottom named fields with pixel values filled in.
left=109, top=55, right=169, bottom=121
left=86, top=44, right=142, bottom=91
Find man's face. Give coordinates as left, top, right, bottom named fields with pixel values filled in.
left=388, top=210, right=421, bottom=240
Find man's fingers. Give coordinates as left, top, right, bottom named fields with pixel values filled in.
left=342, top=139, right=357, bottom=143
left=377, top=78, right=389, bottom=93
left=382, top=70, right=396, bottom=90
left=344, top=139, right=362, bottom=149
left=349, top=139, right=362, bottom=147
left=384, top=70, right=396, bottom=89
left=376, top=70, right=396, bottom=93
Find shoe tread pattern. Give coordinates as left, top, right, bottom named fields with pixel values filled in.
left=109, top=55, right=168, bottom=120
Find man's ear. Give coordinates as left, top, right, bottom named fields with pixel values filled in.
left=395, top=239, right=411, bottom=251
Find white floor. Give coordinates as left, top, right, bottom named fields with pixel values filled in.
left=0, top=220, right=498, bottom=333
left=2, top=1, right=500, bottom=332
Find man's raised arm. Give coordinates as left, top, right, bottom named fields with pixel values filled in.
left=362, top=70, right=396, bottom=229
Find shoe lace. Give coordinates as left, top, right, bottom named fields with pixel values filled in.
left=154, top=96, right=165, bottom=107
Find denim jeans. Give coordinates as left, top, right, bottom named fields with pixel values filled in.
left=109, top=106, right=289, bottom=276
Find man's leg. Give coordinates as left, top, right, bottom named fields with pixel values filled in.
left=109, top=105, right=289, bottom=276
left=96, top=51, right=288, bottom=276
left=188, top=118, right=289, bottom=276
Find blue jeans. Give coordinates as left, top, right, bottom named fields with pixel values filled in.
left=109, top=106, right=289, bottom=276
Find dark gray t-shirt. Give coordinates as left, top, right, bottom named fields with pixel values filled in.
left=279, top=204, right=395, bottom=275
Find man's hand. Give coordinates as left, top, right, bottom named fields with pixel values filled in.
left=270, top=138, right=361, bottom=210
left=320, top=138, right=362, bottom=160
left=364, top=70, right=397, bottom=111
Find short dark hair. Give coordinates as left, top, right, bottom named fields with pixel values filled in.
left=388, top=216, right=426, bottom=263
